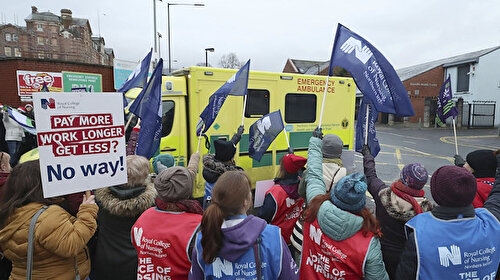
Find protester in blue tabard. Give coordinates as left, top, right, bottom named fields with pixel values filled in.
left=202, top=126, right=244, bottom=208
left=396, top=162, right=500, bottom=280
left=189, top=171, right=299, bottom=280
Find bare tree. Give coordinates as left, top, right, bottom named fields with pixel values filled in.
left=219, top=53, right=243, bottom=69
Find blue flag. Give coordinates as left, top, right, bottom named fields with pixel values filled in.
left=329, top=24, right=414, bottom=116
left=355, top=98, right=380, bottom=157
left=131, top=58, right=163, bottom=159
left=198, top=60, right=250, bottom=134
left=436, top=75, right=458, bottom=126
left=249, top=110, right=284, bottom=162
left=119, top=49, right=153, bottom=107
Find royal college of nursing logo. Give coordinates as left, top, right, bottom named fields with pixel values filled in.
left=438, top=245, right=462, bottom=267
left=340, top=37, right=373, bottom=64
left=212, top=257, right=233, bottom=277
left=41, top=98, right=56, bottom=109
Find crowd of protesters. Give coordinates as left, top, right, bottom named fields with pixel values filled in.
left=0, top=123, right=499, bottom=280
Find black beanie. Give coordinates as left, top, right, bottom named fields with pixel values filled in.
left=466, top=150, right=496, bottom=178
left=214, top=139, right=236, bottom=162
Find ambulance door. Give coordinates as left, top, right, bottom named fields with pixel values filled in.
left=159, top=96, right=188, bottom=167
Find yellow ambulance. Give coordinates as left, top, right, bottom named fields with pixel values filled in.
left=126, top=66, right=356, bottom=198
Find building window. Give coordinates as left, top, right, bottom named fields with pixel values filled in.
left=4, top=47, right=11, bottom=56
left=285, top=93, right=317, bottom=123
left=457, top=64, right=470, bottom=92
left=414, top=89, right=420, bottom=96
left=12, top=34, right=18, bottom=42
left=161, top=101, right=175, bottom=137
left=37, top=37, right=44, bottom=45
left=63, top=32, right=69, bottom=38
left=46, top=53, right=51, bottom=58
left=245, top=89, right=270, bottom=117
left=37, top=23, right=43, bottom=31
left=51, top=38, right=57, bottom=46
left=14, top=48, right=21, bottom=57
left=38, top=52, right=44, bottom=59
left=5, top=33, right=11, bottom=41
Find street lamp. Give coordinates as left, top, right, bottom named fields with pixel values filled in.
left=167, top=3, right=205, bottom=73
left=205, top=47, right=214, bottom=67
left=158, top=32, right=163, bottom=58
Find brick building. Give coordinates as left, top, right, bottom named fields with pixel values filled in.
left=0, top=6, right=113, bottom=66
left=0, top=58, right=114, bottom=108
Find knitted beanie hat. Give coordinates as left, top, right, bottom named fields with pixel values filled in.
left=430, top=165, right=477, bottom=207
left=282, top=154, right=307, bottom=174
left=466, top=150, right=497, bottom=178
left=152, top=154, right=175, bottom=174
left=330, top=172, right=367, bottom=213
left=400, top=163, right=428, bottom=190
left=322, top=134, right=343, bottom=159
left=214, top=139, right=236, bottom=162
left=154, top=166, right=193, bottom=202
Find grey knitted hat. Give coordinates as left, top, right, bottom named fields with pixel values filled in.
left=322, top=134, right=343, bottom=159
left=154, top=166, right=193, bottom=202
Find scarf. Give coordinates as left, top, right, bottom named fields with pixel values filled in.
left=390, top=180, right=424, bottom=214
left=323, top=158, right=343, bottom=166
left=274, top=176, right=301, bottom=199
left=155, top=197, right=203, bottom=215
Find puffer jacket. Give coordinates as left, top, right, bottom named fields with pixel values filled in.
left=305, top=136, right=389, bottom=280
left=202, top=154, right=242, bottom=184
left=0, top=202, right=98, bottom=280
left=2, top=112, right=24, bottom=142
left=298, top=159, right=347, bottom=199
left=363, top=153, right=433, bottom=279
left=93, top=183, right=157, bottom=280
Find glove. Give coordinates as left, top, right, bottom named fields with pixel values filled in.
left=287, top=147, right=294, bottom=154
left=361, top=144, right=371, bottom=156
left=454, top=155, right=465, bottom=167
left=237, top=125, right=244, bottom=136
left=312, top=127, right=323, bottom=139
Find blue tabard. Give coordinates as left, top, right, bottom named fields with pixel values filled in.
left=406, top=208, right=500, bottom=280
left=194, top=219, right=283, bottom=279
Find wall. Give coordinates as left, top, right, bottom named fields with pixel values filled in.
left=0, top=57, right=114, bottom=107
left=402, top=66, right=445, bottom=123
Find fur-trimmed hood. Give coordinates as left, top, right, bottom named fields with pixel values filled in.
left=202, top=153, right=243, bottom=183
left=379, top=188, right=434, bottom=222
left=95, top=183, right=157, bottom=217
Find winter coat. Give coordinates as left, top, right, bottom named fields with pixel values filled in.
left=363, top=153, right=433, bottom=279
left=305, top=136, right=389, bottom=280
left=473, top=177, right=494, bottom=208
left=1, top=112, right=24, bottom=142
left=298, top=158, right=347, bottom=199
left=93, top=183, right=157, bottom=280
left=0, top=202, right=98, bottom=280
left=125, top=128, right=139, bottom=156
left=396, top=158, right=500, bottom=280
left=0, top=172, right=8, bottom=202
left=189, top=215, right=299, bottom=280
left=202, top=154, right=243, bottom=184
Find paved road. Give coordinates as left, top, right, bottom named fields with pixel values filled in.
left=353, top=125, right=500, bottom=207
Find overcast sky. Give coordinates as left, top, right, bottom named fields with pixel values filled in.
left=2, top=0, right=500, bottom=72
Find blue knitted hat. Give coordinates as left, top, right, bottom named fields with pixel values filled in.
left=330, top=172, right=367, bottom=213
left=152, top=154, right=175, bottom=174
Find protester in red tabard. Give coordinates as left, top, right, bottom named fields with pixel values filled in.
left=132, top=152, right=202, bottom=280
left=258, top=153, right=306, bottom=245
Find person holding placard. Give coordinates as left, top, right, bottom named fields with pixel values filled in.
left=258, top=154, right=306, bottom=248
left=0, top=160, right=98, bottom=280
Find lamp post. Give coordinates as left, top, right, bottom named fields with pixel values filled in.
left=205, top=47, right=214, bottom=67
left=167, top=2, right=205, bottom=73
left=158, top=32, right=163, bottom=58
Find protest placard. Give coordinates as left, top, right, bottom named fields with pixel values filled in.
left=33, top=92, right=127, bottom=198
left=254, top=179, right=275, bottom=208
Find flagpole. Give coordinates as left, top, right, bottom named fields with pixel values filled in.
left=283, top=128, right=290, bottom=148
left=241, top=95, right=248, bottom=126
left=364, top=104, right=370, bottom=145
left=452, top=118, right=459, bottom=155
left=124, top=113, right=135, bottom=131
left=318, top=75, right=330, bottom=129
left=197, top=133, right=202, bottom=153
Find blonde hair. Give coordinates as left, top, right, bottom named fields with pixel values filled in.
left=126, top=155, right=151, bottom=187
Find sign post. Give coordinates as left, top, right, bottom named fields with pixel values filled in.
left=33, top=92, right=127, bottom=198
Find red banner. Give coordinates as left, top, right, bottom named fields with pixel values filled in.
left=16, top=70, right=63, bottom=96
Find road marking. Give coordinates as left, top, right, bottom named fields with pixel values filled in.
left=378, top=131, right=429, bottom=141
left=403, top=140, right=417, bottom=144
left=395, top=148, right=404, bottom=170
left=440, top=135, right=500, bottom=150
left=381, top=143, right=454, bottom=163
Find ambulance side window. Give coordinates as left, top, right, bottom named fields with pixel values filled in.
left=245, top=89, right=269, bottom=117
left=161, top=101, right=175, bottom=137
left=285, top=93, right=317, bottom=123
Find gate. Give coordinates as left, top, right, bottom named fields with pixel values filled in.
left=462, top=101, right=496, bottom=128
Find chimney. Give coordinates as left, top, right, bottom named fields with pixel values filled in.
left=31, top=6, right=38, bottom=14
left=60, top=9, right=72, bottom=29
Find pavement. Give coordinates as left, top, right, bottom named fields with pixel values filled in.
left=354, top=125, right=500, bottom=208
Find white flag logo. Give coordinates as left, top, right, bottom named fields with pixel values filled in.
left=340, top=37, right=373, bottom=64
left=438, top=245, right=462, bottom=267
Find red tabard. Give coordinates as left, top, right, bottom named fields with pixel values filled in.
left=300, top=219, right=374, bottom=280
left=132, top=207, right=201, bottom=280
left=266, top=185, right=304, bottom=244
